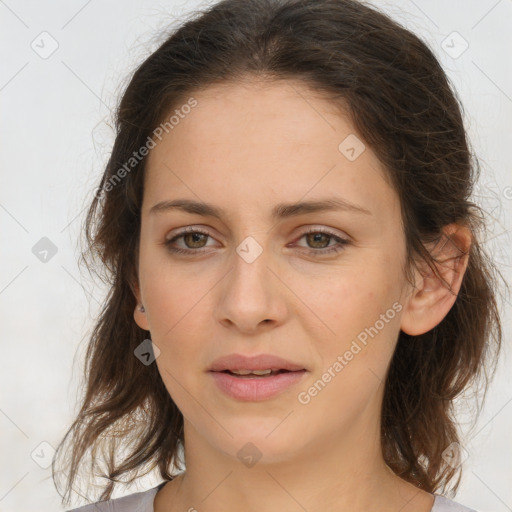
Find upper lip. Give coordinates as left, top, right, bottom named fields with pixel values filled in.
left=208, top=353, right=307, bottom=372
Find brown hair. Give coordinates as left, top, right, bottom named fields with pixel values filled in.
left=53, top=0, right=504, bottom=505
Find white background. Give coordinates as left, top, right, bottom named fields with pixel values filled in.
left=1, top=1, right=511, bottom=511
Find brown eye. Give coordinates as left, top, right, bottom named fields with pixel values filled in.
left=164, top=229, right=215, bottom=255
left=182, top=232, right=208, bottom=249
left=294, top=228, right=351, bottom=256
left=305, top=232, right=332, bottom=249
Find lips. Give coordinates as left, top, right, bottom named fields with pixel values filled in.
left=210, top=366, right=307, bottom=401
left=208, top=353, right=307, bottom=373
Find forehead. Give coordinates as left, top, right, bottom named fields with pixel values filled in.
left=143, top=79, right=399, bottom=221
left=150, top=78, right=353, bottom=160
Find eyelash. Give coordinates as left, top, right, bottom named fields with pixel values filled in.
left=163, top=227, right=350, bottom=257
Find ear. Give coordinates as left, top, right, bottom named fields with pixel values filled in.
left=132, top=278, right=150, bottom=331
left=400, top=223, right=472, bottom=336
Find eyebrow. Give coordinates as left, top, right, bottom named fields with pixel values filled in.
left=149, top=197, right=372, bottom=219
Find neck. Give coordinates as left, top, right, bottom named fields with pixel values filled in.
left=160, top=417, right=434, bottom=512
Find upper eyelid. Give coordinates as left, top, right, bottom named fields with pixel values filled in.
left=166, top=225, right=349, bottom=245
left=166, top=225, right=347, bottom=237
left=166, top=226, right=219, bottom=241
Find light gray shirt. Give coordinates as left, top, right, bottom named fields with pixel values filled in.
left=67, top=483, right=478, bottom=511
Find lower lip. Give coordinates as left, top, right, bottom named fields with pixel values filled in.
left=209, top=370, right=307, bottom=401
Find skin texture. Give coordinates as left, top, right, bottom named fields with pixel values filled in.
left=133, top=78, right=471, bottom=512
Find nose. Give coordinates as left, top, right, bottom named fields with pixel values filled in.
left=214, top=242, right=288, bottom=334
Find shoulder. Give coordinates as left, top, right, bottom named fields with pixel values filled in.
left=66, top=483, right=166, bottom=512
left=432, top=494, right=478, bottom=512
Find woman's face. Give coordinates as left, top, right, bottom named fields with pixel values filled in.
left=134, top=78, right=413, bottom=465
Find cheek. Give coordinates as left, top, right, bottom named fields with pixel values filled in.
left=309, top=265, right=400, bottom=331
left=145, top=268, right=208, bottom=403
left=299, top=273, right=402, bottom=421
left=139, top=246, right=213, bottom=338
left=307, top=260, right=403, bottom=370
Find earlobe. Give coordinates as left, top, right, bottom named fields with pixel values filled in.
left=134, top=302, right=150, bottom=331
left=400, top=223, right=471, bottom=336
left=132, top=280, right=150, bottom=330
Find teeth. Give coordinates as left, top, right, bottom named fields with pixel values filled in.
left=230, top=369, right=273, bottom=376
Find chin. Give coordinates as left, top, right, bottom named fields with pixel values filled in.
left=216, top=424, right=305, bottom=466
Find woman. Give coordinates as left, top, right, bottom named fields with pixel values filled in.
left=53, top=0, right=503, bottom=511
